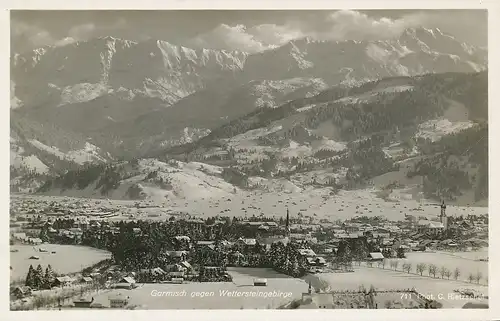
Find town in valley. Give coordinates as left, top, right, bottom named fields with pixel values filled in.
left=9, top=9, right=489, bottom=310
left=10, top=190, right=488, bottom=309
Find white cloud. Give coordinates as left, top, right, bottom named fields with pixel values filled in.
left=55, top=37, right=78, bottom=47
left=68, top=23, right=96, bottom=40
left=247, top=24, right=304, bottom=47
left=187, top=10, right=436, bottom=53
left=11, top=20, right=98, bottom=49
left=11, top=20, right=55, bottom=47
left=321, top=10, right=427, bottom=41
left=189, top=24, right=269, bottom=53
left=188, top=23, right=305, bottom=53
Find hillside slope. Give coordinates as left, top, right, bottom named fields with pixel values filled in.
left=159, top=71, right=487, bottom=203
left=35, top=71, right=488, bottom=205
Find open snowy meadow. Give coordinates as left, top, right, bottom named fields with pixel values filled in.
left=10, top=244, right=111, bottom=281
left=317, top=265, right=488, bottom=308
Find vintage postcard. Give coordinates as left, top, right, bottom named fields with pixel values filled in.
left=4, top=1, right=498, bottom=320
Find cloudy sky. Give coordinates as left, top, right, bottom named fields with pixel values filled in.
left=11, top=10, right=488, bottom=53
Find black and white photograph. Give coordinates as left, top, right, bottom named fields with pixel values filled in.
left=8, top=7, right=492, bottom=312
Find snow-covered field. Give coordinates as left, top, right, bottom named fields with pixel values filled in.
left=402, top=249, right=488, bottom=280
left=10, top=244, right=111, bottom=281
left=318, top=266, right=488, bottom=308
left=25, top=183, right=487, bottom=222
left=91, top=267, right=306, bottom=309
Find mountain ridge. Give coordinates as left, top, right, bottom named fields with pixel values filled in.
left=10, top=27, right=488, bottom=201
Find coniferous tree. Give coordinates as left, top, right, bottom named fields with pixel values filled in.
left=34, top=264, right=44, bottom=289
left=25, top=265, right=35, bottom=287
left=44, top=265, right=55, bottom=289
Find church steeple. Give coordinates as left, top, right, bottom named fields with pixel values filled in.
left=440, top=200, right=448, bottom=230
left=440, top=200, right=447, bottom=217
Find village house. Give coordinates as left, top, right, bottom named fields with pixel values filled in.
left=179, top=261, right=193, bottom=273
left=417, top=220, right=445, bottom=235
left=297, top=248, right=327, bottom=268
left=234, top=238, right=257, bottom=252
left=373, top=227, right=391, bottom=238
left=11, top=286, right=32, bottom=299
left=80, top=276, right=93, bottom=284
left=368, top=252, right=385, bottom=262
left=297, top=249, right=317, bottom=257
left=306, top=256, right=327, bottom=268
left=54, top=276, right=76, bottom=287
left=113, top=276, right=136, bottom=290
left=109, top=293, right=129, bottom=308
left=196, top=240, right=215, bottom=249
left=28, top=237, right=43, bottom=245
left=300, top=286, right=336, bottom=309
left=253, top=278, right=267, bottom=286
left=344, top=224, right=361, bottom=234
left=168, top=271, right=185, bottom=281
left=73, top=297, right=94, bottom=308
left=165, top=250, right=188, bottom=262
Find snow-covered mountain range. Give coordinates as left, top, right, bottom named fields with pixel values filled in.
left=10, top=26, right=488, bottom=197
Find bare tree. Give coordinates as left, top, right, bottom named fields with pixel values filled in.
left=416, top=263, right=427, bottom=276
left=475, top=272, right=483, bottom=284
left=454, top=267, right=461, bottom=280
left=428, top=264, right=437, bottom=278
left=468, top=273, right=475, bottom=283
left=439, top=266, right=448, bottom=279
left=444, top=269, right=452, bottom=280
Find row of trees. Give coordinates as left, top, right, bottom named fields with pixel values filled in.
left=368, top=260, right=487, bottom=285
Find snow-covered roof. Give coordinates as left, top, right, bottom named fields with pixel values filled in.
left=197, top=241, right=215, bottom=246
left=167, top=250, right=187, bottom=257
left=369, top=252, right=385, bottom=259
left=120, top=276, right=136, bottom=284
left=418, top=220, right=444, bottom=228
left=306, top=256, right=326, bottom=264
left=237, top=238, right=256, bottom=246
left=298, top=249, right=316, bottom=257
left=56, top=276, right=75, bottom=283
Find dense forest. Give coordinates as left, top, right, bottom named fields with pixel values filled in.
left=408, top=123, right=488, bottom=201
